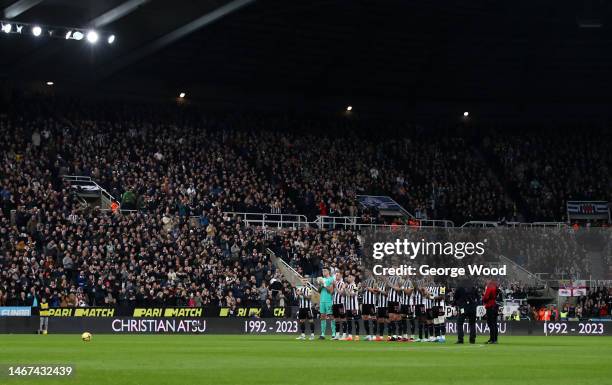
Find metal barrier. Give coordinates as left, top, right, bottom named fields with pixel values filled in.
left=461, top=221, right=500, bottom=228
left=315, top=216, right=455, bottom=229
left=315, top=216, right=359, bottom=229
left=418, top=219, right=455, bottom=228
left=62, top=175, right=117, bottom=210
left=225, top=213, right=572, bottom=231
left=224, top=212, right=309, bottom=229
left=267, top=248, right=320, bottom=302
left=462, top=221, right=567, bottom=229
left=62, top=175, right=96, bottom=183
left=499, top=255, right=546, bottom=287
left=531, top=222, right=568, bottom=228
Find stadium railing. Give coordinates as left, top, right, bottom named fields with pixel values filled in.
left=315, top=215, right=359, bottom=229
left=314, top=216, right=454, bottom=229
left=225, top=212, right=573, bottom=231
left=462, top=221, right=567, bottom=228
left=498, top=255, right=547, bottom=288
left=62, top=175, right=117, bottom=211
left=225, top=212, right=309, bottom=229
left=267, top=248, right=320, bottom=303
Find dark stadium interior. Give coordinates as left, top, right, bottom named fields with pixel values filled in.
left=3, top=0, right=612, bottom=119
left=0, top=1, right=611, bottom=323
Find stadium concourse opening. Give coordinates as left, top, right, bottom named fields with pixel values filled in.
left=1, top=1, right=612, bottom=385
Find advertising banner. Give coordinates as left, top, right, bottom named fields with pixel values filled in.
left=43, top=306, right=289, bottom=318
left=0, top=317, right=609, bottom=336
left=0, top=307, right=31, bottom=317
left=567, top=201, right=610, bottom=221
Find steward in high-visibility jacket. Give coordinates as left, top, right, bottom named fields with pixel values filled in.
left=39, top=297, right=49, bottom=334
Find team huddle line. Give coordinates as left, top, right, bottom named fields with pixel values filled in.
left=294, top=268, right=447, bottom=342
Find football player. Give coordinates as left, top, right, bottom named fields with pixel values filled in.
left=294, top=280, right=315, bottom=340
left=332, top=271, right=346, bottom=340
left=344, top=274, right=360, bottom=341
left=360, top=274, right=378, bottom=341
left=386, top=276, right=403, bottom=341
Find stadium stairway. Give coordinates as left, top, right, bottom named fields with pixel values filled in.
left=476, top=138, right=529, bottom=222
left=471, top=142, right=524, bottom=222
left=498, top=255, right=557, bottom=301
left=62, top=175, right=117, bottom=211
left=268, top=248, right=320, bottom=303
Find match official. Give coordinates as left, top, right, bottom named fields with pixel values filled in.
left=454, top=279, right=477, bottom=344
left=483, top=280, right=499, bottom=344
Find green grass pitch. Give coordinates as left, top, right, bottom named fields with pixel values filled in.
left=1, top=335, right=611, bottom=385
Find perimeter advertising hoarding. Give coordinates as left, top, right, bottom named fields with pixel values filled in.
left=0, top=307, right=32, bottom=317
left=0, top=318, right=609, bottom=336
left=43, top=307, right=288, bottom=318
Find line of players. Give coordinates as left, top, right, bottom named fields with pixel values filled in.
left=294, top=270, right=447, bottom=342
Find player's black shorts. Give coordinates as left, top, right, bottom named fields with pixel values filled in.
left=362, top=304, right=376, bottom=316
left=377, top=306, right=389, bottom=319
left=332, top=304, right=345, bottom=318
left=415, top=304, right=426, bottom=317
left=298, top=308, right=313, bottom=320
left=426, top=308, right=435, bottom=320
left=387, top=301, right=400, bottom=314
left=345, top=309, right=359, bottom=318
left=400, top=305, right=412, bottom=316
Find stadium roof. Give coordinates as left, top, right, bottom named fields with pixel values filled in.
left=2, top=0, right=612, bottom=119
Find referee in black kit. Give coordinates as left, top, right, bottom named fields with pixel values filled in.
left=454, top=279, right=478, bottom=344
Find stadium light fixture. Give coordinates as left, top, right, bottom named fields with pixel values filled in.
left=86, top=30, right=98, bottom=44
left=46, top=81, right=54, bottom=86
left=0, top=20, right=116, bottom=44
left=346, top=105, right=353, bottom=111
left=179, top=92, right=186, bottom=98
left=463, top=111, right=469, bottom=117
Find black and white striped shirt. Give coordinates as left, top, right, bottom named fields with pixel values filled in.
left=344, top=283, right=359, bottom=311
left=387, top=276, right=402, bottom=303
left=295, top=286, right=312, bottom=309
left=400, top=280, right=412, bottom=305
left=412, top=289, right=425, bottom=307
left=361, top=278, right=377, bottom=305
left=333, top=279, right=345, bottom=305
left=377, top=281, right=388, bottom=308
left=427, top=286, right=446, bottom=307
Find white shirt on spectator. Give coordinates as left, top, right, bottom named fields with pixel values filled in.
left=32, top=131, right=41, bottom=147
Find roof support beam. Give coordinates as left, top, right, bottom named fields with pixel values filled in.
left=102, top=0, right=256, bottom=77
left=4, top=0, right=44, bottom=19
left=89, top=0, right=150, bottom=28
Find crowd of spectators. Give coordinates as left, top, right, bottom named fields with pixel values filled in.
left=0, top=98, right=610, bottom=310
left=484, top=129, right=612, bottom=222
left=235, top=129, right=514, bottom=224
left=573, top=287, right=612, bottom=319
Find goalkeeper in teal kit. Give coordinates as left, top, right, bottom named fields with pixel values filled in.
left=318, top=268, right=336, bottom=339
